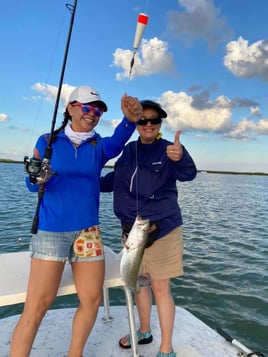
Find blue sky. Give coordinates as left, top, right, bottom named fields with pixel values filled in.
left=1, top=0, right=268, bottom=173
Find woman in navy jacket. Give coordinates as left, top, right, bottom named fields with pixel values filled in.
left=101, top=100, right=197, bottom=357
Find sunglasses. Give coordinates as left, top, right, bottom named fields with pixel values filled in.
left=137, top=117, right=162, bottom=126
left=71, top=103, right=104, bottom=117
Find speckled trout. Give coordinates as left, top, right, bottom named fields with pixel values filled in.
left=120, top=215, right=150, bottom=291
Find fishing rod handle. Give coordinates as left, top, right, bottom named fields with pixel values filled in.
left=31, top=215, right=39, bottom=234
left=216, top=328, right=233, bottom=342
left=217, top=328, right=266, bottom=357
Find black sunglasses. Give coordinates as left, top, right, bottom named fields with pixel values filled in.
left=137, top=117, right=162, bottom=126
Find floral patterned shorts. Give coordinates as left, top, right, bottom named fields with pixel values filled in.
left=73, top=226, right=104, bottom=259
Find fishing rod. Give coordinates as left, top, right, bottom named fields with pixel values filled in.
left=24, top=0, right=78, bottom=234
left=217, top=328, right=265, bottom=357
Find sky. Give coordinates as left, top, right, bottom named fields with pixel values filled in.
left=1, top=0, right=268, bottom=173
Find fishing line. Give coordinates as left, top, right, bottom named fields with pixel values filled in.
left=144, top=0, right=150, bottom=13
left=24, top=10, right=71, bottom=157
left=134, top=141, right=140, bottom=216
left=129, top=2, right=150, bottom=216
left=26, top=0, right=79, bottom=234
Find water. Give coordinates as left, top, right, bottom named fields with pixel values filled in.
left=0, top=163, right=267, bottom=355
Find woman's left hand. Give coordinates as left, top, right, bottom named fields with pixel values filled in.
left=166, top=130, right=183, bottom=161
left=121, top=94, right=143, bottom=123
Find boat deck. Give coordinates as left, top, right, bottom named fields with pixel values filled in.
left=0, top=249, right=242, bottom=356
left=1, top=305, right=240, bottom=357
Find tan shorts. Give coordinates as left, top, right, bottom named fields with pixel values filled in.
left=140, top=226, right=183, bottom=280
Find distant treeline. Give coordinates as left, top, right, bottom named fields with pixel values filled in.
left=0, top=158, right=22, bottom=164
left=1, top=159, right=267, bottom=176
left=202, top=170, right=268, bottom=176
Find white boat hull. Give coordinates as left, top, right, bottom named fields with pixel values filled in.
left=0, top=305, right=239, bottom=357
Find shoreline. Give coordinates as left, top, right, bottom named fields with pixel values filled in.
left=1, top=159, right=267, bottom=176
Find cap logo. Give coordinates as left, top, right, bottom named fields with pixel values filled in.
left=90, top=91, right=98, bottom=96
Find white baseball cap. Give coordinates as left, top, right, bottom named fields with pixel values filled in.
left=69, top=86, right=108, bottom=112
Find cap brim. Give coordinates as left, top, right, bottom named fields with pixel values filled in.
left=89, top=100, right=108, bottom=112
left=141, top=101, right=167, bottom=118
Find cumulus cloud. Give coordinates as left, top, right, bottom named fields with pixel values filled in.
left=150, top=89, right=267, bottom=141
left=158, top=90, right=232, bottom=132
left=230, top=97, right=259, bottom=109
left=0, top=113, right=8, bottom=122
left=29, top=82, right=267, bottom=142
left=32, top=83, right=75, bottom=107
left=167, top=0, right=232, bottom=49
left=113, top=37, right=176, bottom=80
left=101, top=119, right=121, bottom=128
left=256, top=119, right=268, bottom=134
left=250, top=106, right=262, bottom=117
left=224, top=37, right=268, bottom=81
left=191, top=92, right=258, bottom=111
left=224, top=118, right=268, bottom=141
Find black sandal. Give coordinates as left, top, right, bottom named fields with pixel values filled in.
left=119, top=328, right=153, bottom=349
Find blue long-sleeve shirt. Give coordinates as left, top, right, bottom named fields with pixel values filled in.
left=26, top=117, right=135, bottom=232
left=100, top=137, right=197, bottom=239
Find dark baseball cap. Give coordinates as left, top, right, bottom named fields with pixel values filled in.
left=140, top=100, right=167, bottom=118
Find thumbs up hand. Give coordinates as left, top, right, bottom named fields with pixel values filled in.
left=166, top=130, right=183, bottom=161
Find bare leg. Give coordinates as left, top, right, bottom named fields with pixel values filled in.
left=119, top=285, right=152, bottom=347
left=151, top=278, right=174, bottom=353
left=67, top=260, right=105, bottom=357
left=10, top=259, right=65, bottom=357
left=135, top=286, right=152, bottom=333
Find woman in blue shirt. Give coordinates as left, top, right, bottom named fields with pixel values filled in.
left=11, top=86, right=143, bottom=357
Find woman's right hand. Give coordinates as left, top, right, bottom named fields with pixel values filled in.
left=121, top=94, right=143, bottom=123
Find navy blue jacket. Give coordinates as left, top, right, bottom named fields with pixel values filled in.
left=100, top=137, right=197, bottom=239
